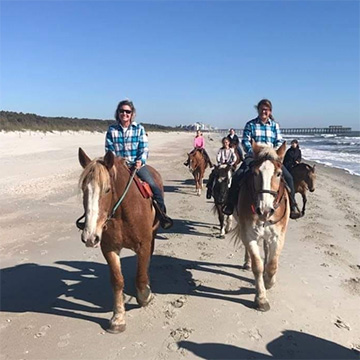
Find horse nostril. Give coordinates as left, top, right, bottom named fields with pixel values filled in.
left=256, top=208, right=262, bottom=216
left=94, top=236, right=100, bottom=245
left=269, top=208, right=275, bottom=216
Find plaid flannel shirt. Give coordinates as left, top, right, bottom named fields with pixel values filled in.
left=242, top=117, right=283, bottom=155
left=105, top=122, right=149, bottom=165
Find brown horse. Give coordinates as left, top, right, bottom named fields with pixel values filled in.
left=188, top=149, right=208, bottom=196
left=234, top=142, right=290, bottom=312
left=291, top=163, right=316, bottom=216
left=77, top=148, right=161, bottom=334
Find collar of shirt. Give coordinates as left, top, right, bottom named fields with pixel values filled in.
left=116, top=121, right=138, bottom=131
left=256, top=117, right=271, bottom=125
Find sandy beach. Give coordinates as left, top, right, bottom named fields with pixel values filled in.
left=0, top=130, right=359, bottom=360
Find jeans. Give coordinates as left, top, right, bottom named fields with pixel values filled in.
left=137, top=165, right=165, bottom=210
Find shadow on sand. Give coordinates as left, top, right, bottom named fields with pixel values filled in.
left=0, top=255, right=253, bottom=330
left=178, top=330, right=359, bottom=359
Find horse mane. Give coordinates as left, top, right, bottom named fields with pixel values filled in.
left=79, top=158, right=114, bottom=192
left=254, top=145, right=279, bottom=162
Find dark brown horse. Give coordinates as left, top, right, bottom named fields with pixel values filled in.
left=234, top=142, right=290, bottom=312
left=77, top=148, right=161, bottom=334
left=211, top=164, right=233, bottom=237
left=230, top=143, right=244, bottom=169
left=188, top=149, right=208, bottom=196
left=291, top=163, right=316, bottom=216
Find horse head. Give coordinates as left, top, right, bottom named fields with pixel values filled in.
left=78, top=148, right=117, bottom=248
left=213, top=164, right=232, bottom=205
left=250, top=142, right=287, bottom=221
left=306, top=164, right=316, bottom=192
left=188, top=149, right=203, bottom=171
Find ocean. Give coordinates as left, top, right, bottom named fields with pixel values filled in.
left=217, top=131, right=360, bottom=176
left=282, top=132, right=360, bottom=176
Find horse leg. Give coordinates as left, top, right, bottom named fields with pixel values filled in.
left=135, top=243, right=153, bottom=307
left=248, top=241, right=270, bottom=311
left=218, top=206, right=225, bottom=236
left=243, top=248, right=251, bottom=270
left=225, top=214, right=233, bottom=234
left=103, top=250, right=126, bottom=334
left=264, top=240, right=280, bottom=290
left=196, top=174, right=201, bottom=196
left=301, top=193, right=307, bottom=216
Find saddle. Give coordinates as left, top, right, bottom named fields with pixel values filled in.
left=133, top=174, right=153, bottom=199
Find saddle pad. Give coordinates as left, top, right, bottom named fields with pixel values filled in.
left=133, top=176, right=153, bottom=199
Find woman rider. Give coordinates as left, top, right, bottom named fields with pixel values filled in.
left=105, top=99, right=173, bottom=229
left=223, top=99, right=301, bottom=220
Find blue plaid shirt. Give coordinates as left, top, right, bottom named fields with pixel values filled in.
left=105, top=122, right=149, bottom=165
left=242, top=117, right=283, bottom=155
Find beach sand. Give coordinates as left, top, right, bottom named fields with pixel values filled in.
left=0, top=130, right=359, bottom=360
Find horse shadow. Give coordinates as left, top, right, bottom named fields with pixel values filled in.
left=178, top=330, right=359, bottom=359
left=158, top=218, right=218, bottom=237
left=165, top=178, right=210, bottom=196
left=0, top=255, right=254, bottom=329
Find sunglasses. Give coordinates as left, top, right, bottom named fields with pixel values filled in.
left=119, top=109, right=132, bottom=114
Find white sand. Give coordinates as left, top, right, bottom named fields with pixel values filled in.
left=0, top=130, right=359, bottom=360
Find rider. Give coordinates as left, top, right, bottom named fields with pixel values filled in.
left=184, top=129, right=214, bottom=168
left=222, top=99, right=301, bottom=220
left=206, top=137, right=237, bottom=199
left=105, top=99, right=173, bottom=229
left=284, top=139, right=302, bottom=171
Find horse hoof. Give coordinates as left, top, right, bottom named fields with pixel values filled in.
left=255, top=298, right=270, bottom=312
left=243, top=263, right=251, bottom=271
left=106, top=323, right=126, bottom=334
left=136, top=285, right=153, bottom=307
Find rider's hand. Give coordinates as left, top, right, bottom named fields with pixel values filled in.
left=135, top=160, right=142, bottom=170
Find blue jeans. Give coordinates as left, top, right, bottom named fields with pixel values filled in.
left=137, top=165, right=165, bottom=210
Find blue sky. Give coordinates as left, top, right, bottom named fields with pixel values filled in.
left=1, top=1, right=359, bottom=129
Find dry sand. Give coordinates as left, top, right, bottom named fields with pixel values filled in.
left=0, top=130, right=359, bottom=360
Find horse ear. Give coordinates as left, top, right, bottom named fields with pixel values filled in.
left=312, top=164, right=316, bottom=172
left=104, top=150, right=115, bottom=170
left=79, top=148, right=91, bottom=168
left=276, top=142, right=287, bottom=162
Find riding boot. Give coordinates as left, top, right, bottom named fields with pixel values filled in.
left=153, top=200, right=173, bottom=229
left=289, top=194, right=301, bottom=220
left=282, top=165, right=301, bottom=220
left=206, top=170, right=215, bottom=199
left=183, top=157, right=189, bottom=167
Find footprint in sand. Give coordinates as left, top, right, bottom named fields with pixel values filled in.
left=57, top=333, right=70, bottom=348
left=34, top=324, right=51, bottom=338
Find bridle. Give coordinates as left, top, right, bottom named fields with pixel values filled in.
left=76, top=166, right=137, bottom=231
left=248, top=160, right=288, bottom=225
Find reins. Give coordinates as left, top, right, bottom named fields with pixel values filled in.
left=76, top=166, right=137, bottom=231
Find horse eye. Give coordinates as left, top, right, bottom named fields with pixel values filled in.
left=105, top=188, right=111, bottom=194
left=277, top=172, right=282, bottom=177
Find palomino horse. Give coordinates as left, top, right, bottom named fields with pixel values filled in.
left=211, top=164, right=233, bottom=237
left=188, top=149, right=208, bottom=196
left=291, top=163, right=316, bottom=216
left=77, top=148, right=161, bottom=333
left=234, top=142, right=290, bottom=311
